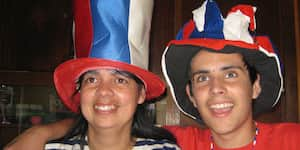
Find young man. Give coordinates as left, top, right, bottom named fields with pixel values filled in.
left=161, top=1, right=300, bottom=149
left=162, top=40, right=300, bottom=149
left=5, top=1, right=300, bottom=150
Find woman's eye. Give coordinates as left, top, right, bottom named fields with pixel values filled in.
left=116, top=78, right=128, bottom=84
left=225, top=72, right=237, bottom=78
left=85, top=77, right=97, bottom=84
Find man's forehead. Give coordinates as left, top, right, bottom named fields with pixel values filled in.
left=194, top=49, right=243, bottom=57
left=189, top=50, right=246, bottom=72
left=191, top=50, right=244, bottom=64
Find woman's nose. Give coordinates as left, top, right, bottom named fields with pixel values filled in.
left=96, top=82, right=114, bottom=97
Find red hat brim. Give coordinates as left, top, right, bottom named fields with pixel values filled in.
left=54, top=58, right=165, bottom=113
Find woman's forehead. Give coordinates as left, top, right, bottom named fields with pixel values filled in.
left=84, top=69, right=123, bottom=75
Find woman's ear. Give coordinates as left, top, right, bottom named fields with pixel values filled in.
left=186, top=84, right=197, bottom=107
left=137, top=88, right=146, bottom=104
left=252, top=74, right=262, bottom=99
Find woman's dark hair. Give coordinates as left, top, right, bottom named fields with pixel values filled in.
left=131, top=102, right=177, bottom=142
left=58, top=69, right=176, bottom=149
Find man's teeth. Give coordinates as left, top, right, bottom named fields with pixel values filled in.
left=94, top=105, right=116, bottom=111
left=210, top=103, right=233, bottom=109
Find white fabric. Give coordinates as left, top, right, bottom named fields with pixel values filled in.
left=128, top=0, right=154, bottom=69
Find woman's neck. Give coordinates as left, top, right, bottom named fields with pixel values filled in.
left=87, top=125, right=135, bottom=150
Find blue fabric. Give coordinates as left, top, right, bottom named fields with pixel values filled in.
left=176, top=0, right=224, bottom=40
left=200, top=0, right=224, bottom=39
left=90, top=0, right=131, bottom=63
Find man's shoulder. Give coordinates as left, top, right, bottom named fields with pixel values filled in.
left=257, top=122, right=300, bottom=148
left=259, top=122, right=300, bottom=130
left=259, top=122, right=300, bottom=136
left=163, top=126, right=210, bottom=149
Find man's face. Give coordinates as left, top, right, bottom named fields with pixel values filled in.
left=186, top=50, right=261, bottom=136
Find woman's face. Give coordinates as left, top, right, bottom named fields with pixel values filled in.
left=79, top=69, right=146, bottom=130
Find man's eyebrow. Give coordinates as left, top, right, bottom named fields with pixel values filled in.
left=221, top=65, right=245, bottom=71
left=190, top=70, right=209, bottom=80
left=191, top=70, right=209, bottom=77
left=191, top=65, right=245, bottom=76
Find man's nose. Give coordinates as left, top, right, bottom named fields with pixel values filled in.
left=209, top=77, right=226, bottom=95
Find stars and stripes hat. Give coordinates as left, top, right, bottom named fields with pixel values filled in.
left=54, top=0, right=165, bottom=113
left=162, top=0, right=283, bottom=123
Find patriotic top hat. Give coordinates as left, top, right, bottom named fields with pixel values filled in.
left=162, top=0, right=283, bottom=123
left=54, top=0, right=165, bottom=113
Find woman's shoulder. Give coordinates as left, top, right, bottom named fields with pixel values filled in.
left=44, top=135, right=87, bottom=150
left=133, top=137, right=181, bottom=150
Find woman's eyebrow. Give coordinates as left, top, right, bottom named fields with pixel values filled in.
left=84, top=70, right=98, bottom=75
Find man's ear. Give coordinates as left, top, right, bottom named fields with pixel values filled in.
left=252, top=74, right=262, bottom=99
left=137, top=88, right=146, bottom=104
left=186, top=84, right=197, bottom=107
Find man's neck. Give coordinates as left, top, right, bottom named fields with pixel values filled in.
left=211, top=120, right=257, bottom=149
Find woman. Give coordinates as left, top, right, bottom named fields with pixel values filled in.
left=6, top=64, right=179, bottom=150
left=44, top=67, right=179, bottom=150
left=6, top=0, right=180, bottom=149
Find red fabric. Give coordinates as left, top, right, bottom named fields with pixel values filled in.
left=165, top=122, right=300, bottom=150
left=74, top=0, right=93, bottom=57
left=167, top=37, right=277, bottom=55
left=54, top=58, right=165, bottom=113
left=182, top=20, right=196, bottom=40
left=255, top=36, right=276, bottom=53
left=167, top=38, right=260, bottom=51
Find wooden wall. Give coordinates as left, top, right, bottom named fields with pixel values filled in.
left=295, top=0, right=300, bottom=121
left=0, top=0, right=73, bottom=86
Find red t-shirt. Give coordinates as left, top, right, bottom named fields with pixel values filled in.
left=165, top=122, right=300, bottom=150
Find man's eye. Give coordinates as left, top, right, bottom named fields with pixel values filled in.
left=225, top=72, right=237, bottom=78
left=194, top=75, right=209, bottom=82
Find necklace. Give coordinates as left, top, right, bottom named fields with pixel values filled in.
left=210, top=123, right=259, bottom=150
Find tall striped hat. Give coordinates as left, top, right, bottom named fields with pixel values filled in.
left=54, top=0, right=165, bottom=113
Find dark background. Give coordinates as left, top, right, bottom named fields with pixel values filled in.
left=0, top=0, right=299, bottom=147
